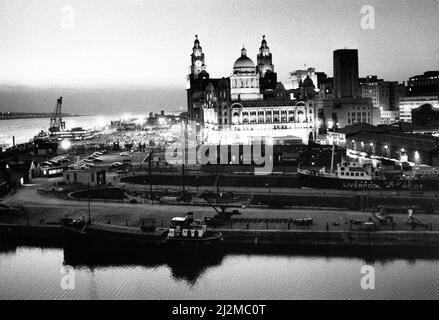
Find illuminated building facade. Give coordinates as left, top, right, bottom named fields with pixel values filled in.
left=407, top=71, right=439, bottom=96
left=360, top=76, right=405, bottom=113
left=187, top=35, right=319, bottom=144
left=330, top=123, right=439, bottom=166
left=230, top=47, right=263, bottom=101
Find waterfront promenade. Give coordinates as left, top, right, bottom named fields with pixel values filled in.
left=2, top=177, right=439, bottom=233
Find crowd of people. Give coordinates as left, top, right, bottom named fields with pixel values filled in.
left=69, top=126, right=180, bottom=154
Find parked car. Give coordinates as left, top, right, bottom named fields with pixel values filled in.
left=109, top=162, right=124, bottom=169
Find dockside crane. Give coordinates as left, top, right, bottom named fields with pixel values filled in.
left=49, top=96, right=66, bottom=133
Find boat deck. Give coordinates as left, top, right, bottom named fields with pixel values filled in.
left=86, top=223, right=168, bottom=237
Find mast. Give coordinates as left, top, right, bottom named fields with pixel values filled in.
left=330, top=142, right=335, bottom=172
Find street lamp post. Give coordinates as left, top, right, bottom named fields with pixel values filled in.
left=87, top=183, right=91, bottom=224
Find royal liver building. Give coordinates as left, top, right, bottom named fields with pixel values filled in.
left=186, top=35, right=318, bottom=144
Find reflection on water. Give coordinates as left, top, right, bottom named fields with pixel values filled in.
left=0, top=243, right=438, bottom=300
left=62, top=245, right=225, bottom=286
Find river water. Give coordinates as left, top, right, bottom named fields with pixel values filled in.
left=0, top=246, right=438, bottom=300
left=0, top=115, right=124, bottom=146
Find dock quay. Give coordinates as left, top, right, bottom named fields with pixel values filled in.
left=1, top=223, right=439, bottom=250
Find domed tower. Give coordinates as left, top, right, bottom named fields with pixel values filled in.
left=256, top=35, right=277, bottom=96
left=230, top=46, right=263, bottom=101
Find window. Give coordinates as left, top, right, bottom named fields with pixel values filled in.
left=66, top=174, right=70, bottom=181
left=91, top=173, right=95, bottom=183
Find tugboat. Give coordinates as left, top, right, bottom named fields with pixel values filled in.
left=166, top=212, right=223, bottom=245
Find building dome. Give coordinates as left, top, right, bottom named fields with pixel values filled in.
left=234, top=56, right=255, bottom=69
left=233, top=47, right=255, bottom=74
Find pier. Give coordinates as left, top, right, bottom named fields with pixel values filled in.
left=0, top=112, right=79, bottom=120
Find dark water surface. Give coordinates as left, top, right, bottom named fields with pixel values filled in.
left=0, top=245, right=438, bottom=300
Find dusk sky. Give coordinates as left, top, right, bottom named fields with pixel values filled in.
left=0, top=0, right=438, bottom=113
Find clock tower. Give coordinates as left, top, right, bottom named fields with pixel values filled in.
left=256, top=35, right=277, bottom=96
left=190, top=35, right=207, bottom=78
left=187, top=35, right=210, bottom=122
left=256, top=35, right=274, bottom=77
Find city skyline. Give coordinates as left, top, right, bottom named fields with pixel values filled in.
left=1, top=0, right=439, bottom=304
left=0, top=0, right=438, bottom=89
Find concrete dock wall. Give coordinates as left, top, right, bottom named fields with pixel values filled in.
left=1, top=223, right=439, bottom=249
left=218, top=229, right=439, bottom=248
left=0, top=224, right=65, bottom=245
